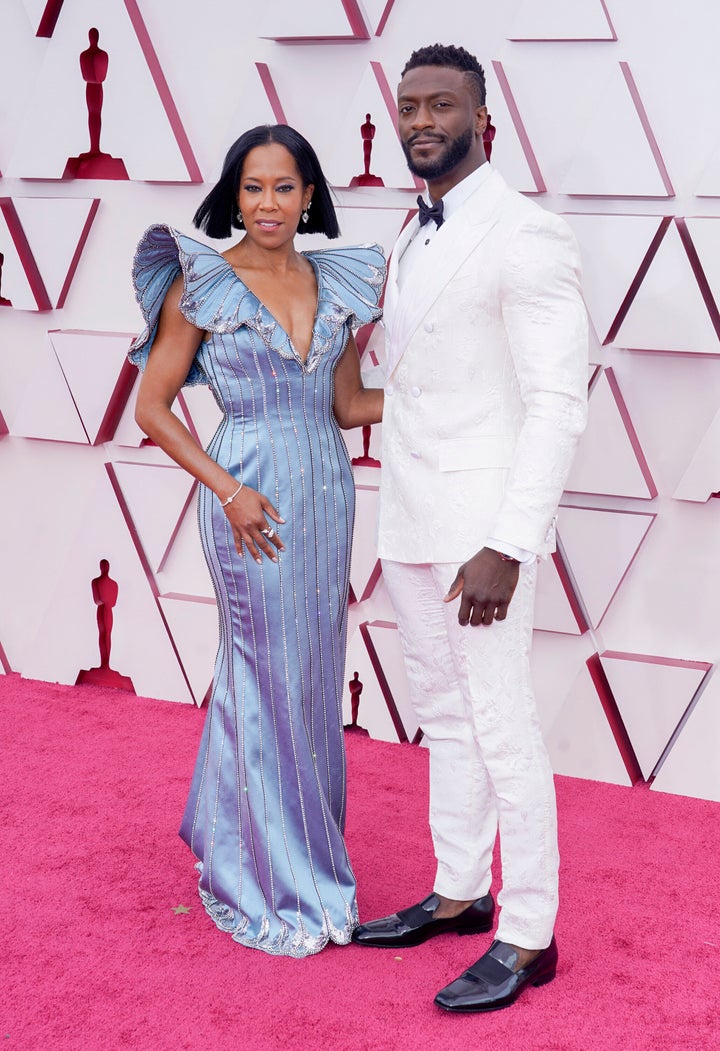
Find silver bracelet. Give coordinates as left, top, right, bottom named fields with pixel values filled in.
left=220, top=483, right=243, bottom=507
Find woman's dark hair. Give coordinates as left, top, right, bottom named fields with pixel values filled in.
left=193, top=124, right=340, bottom=240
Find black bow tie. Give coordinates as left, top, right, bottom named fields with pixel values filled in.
left=416, top=195, right=444, bottom=228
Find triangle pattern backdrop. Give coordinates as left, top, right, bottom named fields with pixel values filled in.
left=600, top=652, right=711, bottom=781
left=2, top=0, right=720, bottom=804
left=560, top=63, right=673, bottom=197
left=8, top=0, right=200, bottom=181
left=508, top=0, right=616, bottom=40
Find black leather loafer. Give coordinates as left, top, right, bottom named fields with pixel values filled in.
left=351, top=892, right=495, bottom=948
left=434, top=937, right=558, bottom=1012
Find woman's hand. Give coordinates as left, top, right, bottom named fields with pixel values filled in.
left=222, top=485, right=286, bottom=564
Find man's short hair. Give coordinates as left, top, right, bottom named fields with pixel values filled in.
left=401, top=43, right=486, bottom=106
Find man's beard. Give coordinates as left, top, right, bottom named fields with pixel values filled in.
left=402, top=125, right=474, bottom=180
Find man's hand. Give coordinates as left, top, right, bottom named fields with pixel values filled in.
left=444, top=548, right=520, bottom=626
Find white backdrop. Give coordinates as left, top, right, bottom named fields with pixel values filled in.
left=1, top=0, right=719, bottom=800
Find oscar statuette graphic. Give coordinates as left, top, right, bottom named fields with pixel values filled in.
left=483, top=113, right=496, bottom=161
left=351, top=424, right=380, bottom=467
left=76, top=559, right=134, bottom=691
left=344, top=671, right=368, bottom=734
left=0, top=253, right=11, bottom=306
left=349, top=114, right=384, bottom=187
left=63, top=28, right=129, bottom=180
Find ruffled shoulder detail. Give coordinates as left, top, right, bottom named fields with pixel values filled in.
left=129, top=224, right=261, bottom=386
left=308, top=243, right=386, bottom=331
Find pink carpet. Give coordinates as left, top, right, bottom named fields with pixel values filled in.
left=2, top=674, right=719, bottom=1050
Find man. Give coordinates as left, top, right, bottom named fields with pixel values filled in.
left=352, top=44, right=588, bottom=1013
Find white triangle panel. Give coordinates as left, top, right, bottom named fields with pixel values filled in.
left=11, top=335, right=89, bottom=442
left=562, top=214, right=665, bottom=344
left=20, top=0, right=51, bottom=29
left=508, top=0, right=616, bottom=39
left=557, top=506, right=655, bottom=627
left=7, top=0, right=197, bottom=181
left=365, top=621, right=419, bottom=743
left=175, top=387, right=222, bottom=450
left=156, top=490, right=214, bottom=599
left=49, top=330, right=135, bottom=444
left=12, top=197, right=99, bottom=308
left=0, top=206, right=46, bottom=311
left=24, top=472, right=194, bottom=703
left=326, top=65, right=416, bottom=190
left=334, top=202, right=407, bottom=262
left=111, top=379, right=146, bottom=448
left=695, top=141, right=720, bottom=197
left=600, top=652, right=709, bottom=780
left=112, top=461, right=195, bottom=575
left=351, top=570, right=402, bottom=627
left=158, top=595, right=217, bottom=707
left=343, top=625, right=402, bottom=742
left=614, top=222, right=719, bottom=353
left=534, top=553, right=584, bottom=635
left=673, top=406, right=720, bottom=502
left=684, top=217, right=720, bottom=327
left=486, top=62, right=544, bottom=194
left=651, top=671, right=720, bottom=801
left=560, top=63, right=672, bottom=197
left=258, top=0, right=363, bottom=39
left=565, top=369, right=656, bottom=499
left=210, top=66, right=287, bottom=183
left=541, top=659, right=632, bottom=785
left=362, top=0, right=395, bottom=34
left=350, top=487, right=381, bottom=602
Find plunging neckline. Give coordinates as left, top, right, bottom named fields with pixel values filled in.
left=218, top=249, right=321, bottom=367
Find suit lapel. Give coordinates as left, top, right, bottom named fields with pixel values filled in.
left=386, top=169, right=508, bottom=378
left=384, top=219, right=415, bottom=345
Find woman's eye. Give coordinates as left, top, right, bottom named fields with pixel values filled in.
left=276, top=184, right=295, bottom=193
left=243, top=185, right=260, bottom=192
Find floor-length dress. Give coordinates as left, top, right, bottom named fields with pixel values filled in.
left=130, top=224, right=385, bottom=956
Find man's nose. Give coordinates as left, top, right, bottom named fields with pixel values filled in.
left=411, top=104, right=434, bottom=129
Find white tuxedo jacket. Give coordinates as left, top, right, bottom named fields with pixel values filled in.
left=377, top=167, right=588, bottom=564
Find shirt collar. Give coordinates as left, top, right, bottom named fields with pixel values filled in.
left=430, top=162, right=493, bottom=223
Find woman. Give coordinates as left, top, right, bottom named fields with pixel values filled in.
left=129, top=124, right=385, bottom=957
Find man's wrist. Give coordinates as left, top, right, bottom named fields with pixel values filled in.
left=486, top=538, right=534, bottom=564
left=495, top=550, right=519, bottom=563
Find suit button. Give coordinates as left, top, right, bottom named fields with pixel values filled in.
left=410, top=451, right=422, bottom=459
left=411, top=386, right=421, bottom=398
left=424, top=321, right=433, bottom=333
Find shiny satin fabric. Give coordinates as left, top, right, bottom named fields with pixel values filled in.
left=130, top=225, right=385, bottom=956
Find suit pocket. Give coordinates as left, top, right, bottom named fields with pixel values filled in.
left=438, top=435, right=515, bottom=472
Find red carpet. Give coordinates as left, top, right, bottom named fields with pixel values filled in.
left=2, top=675, right=719, bottom=1050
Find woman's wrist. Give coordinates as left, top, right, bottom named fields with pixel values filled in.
left=219, top=479, right=243, bottom=506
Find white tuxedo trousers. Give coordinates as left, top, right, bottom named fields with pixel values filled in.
left=381, top=558, right=559, bottom=950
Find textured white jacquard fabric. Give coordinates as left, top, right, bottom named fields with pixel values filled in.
left=382, top=558, right=559, bottom=950
left=377, top=168, right=588, bottom=564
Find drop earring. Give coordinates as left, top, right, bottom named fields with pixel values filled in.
left=301, top=200, right=311, bottom=224
left=236, top=209, right=244, bottom=227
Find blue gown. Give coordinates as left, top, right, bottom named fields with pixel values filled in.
left=130, top=224, right=385, bottom=956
